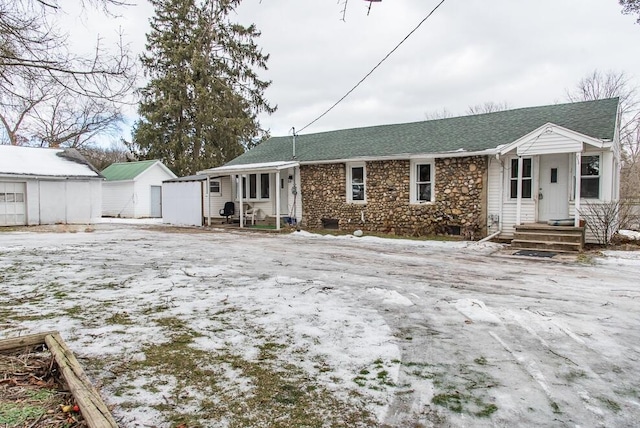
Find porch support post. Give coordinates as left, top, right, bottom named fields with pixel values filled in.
left=516, top=156, right=523, bottom=225
left=239, top=175, right=244, bottom=228
left=575, top=152, right=582, bottom=227
left=275, top=169, right=281, bottom=231
left=206, top=176, right=211, bottom=227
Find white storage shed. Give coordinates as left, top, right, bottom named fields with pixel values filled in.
left=0, top=145, right=103, bottom=226
left=101, top=160, right=176, bottom=218
left=162, top=175, right=206, bottom=226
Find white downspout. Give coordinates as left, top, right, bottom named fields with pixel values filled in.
left=239, top=175, right=244, bottom=228
left=498, top=156, right=504, bottom=234
left=206, top=176, right=211, bottom=227
left=515, top=156, right=523, bottom=225
left=574, top=152, right=582, bottom=227
left=275, top=169, right=281, bottom=230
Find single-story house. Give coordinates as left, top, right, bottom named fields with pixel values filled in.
left=0, top=145, right=103, bottom=226
left=198, top=98, right=620, bottom=247
left=102, top=160, right=177, bottom=218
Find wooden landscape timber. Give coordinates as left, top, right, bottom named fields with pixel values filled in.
left=0, top=331, right=117, bottom=428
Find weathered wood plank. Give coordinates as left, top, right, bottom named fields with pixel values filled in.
left=44, top=333, right=118, bottom=428
left=0, top=331, right=57, bottom=353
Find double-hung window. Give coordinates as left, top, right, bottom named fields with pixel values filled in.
left=411, top=160, right=434, bottom=203
left=209, top=180, right=221, bottom=195
left=348, top=164, right=366, bottom=202
left=580, top=155, right=600, bottom=199
left=510, top=158, right=532, bottom=199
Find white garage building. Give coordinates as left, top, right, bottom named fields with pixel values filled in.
left=0, top=145, right=103, bottom=226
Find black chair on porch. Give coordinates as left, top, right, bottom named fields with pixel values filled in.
left=219, top=201, right=235, bottom=223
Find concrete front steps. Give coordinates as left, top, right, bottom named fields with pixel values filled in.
left=511, top=224, right=585, bottom=253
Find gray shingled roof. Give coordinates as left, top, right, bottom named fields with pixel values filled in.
left=227, top=98, right=619, bottom=166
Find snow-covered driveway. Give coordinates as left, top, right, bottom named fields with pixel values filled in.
left=1, top=225, right=639, bottom=427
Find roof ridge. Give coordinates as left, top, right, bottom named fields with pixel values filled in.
left=272, top=97, right=620, bottom=139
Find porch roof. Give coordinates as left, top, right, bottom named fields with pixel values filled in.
left=198, top=160, right=299, bottom=176
left=224, top=98, right=618, bottom=166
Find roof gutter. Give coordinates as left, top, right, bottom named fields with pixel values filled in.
left=296, top=148, right=498, bottom=165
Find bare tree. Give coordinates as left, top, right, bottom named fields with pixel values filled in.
left=30, top=90, right=123, bottom=148
left=579, top=200, right=639, bottom=245
left=0, top=0, right=136, bottom=101
left=79, top=139, right=134, bottom=171
left=424, top=107, right=453, bottom=120
left=466, top=101, right=509, bottom=115
left=0, top=0, right=135, bottom=148
left=566, top=70, right=640, bottom=204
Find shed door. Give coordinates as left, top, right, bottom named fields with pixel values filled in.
left=0, top=182, right=27, bottom=226
left=538, top=154, right=569, bottom=221
left=150, top=186, right=162, bottom=218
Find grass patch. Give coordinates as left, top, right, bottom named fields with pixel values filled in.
left=401, top=360, right=498, bottom=418
left=105, top=312, right=133, bottom=325
left=0, top=403, right=45, bottom=425
left=105, top=321, right=377, bottom=427
left=597, top=396, right=621, bottom=412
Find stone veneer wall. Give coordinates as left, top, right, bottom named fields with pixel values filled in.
left=300, top=156, right=488, bottom=238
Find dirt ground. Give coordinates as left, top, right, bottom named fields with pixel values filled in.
left=1, top=223, right=639, bottom=427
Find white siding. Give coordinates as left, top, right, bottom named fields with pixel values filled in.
left=163, top=181, right=203, bottom=226
left=102, top=181, right=135, bottom=217
left=132, top=164, right=176, bottom=217
left=102, top=163, right=176, bottom=218
left=517, top=132, right=582, bottom=156
left=23, top=178, right=101, bottom=225
left=204, top=176, right=233, bottom=219
left=486, top=157, right=502, bottom=234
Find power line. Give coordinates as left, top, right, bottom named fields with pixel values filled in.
left=297, top=0, right=448, bottom=134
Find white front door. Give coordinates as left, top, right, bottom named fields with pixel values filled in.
left=279, top=175, right=288, bottom=216
left=538, top=154, right=570, bottom=221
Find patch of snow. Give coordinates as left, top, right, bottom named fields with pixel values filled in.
left=618, top=229, right=640, bottom=240
left=0, top=145, right=99, bottom=177
left=454, top=299, right=502, bottom=324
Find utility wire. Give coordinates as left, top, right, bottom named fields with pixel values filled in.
left=297, top=0, right=448, bottom=134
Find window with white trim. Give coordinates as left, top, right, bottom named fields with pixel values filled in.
left=260, top=173, right=270, bottom=199
left=347, top=164, right=366, bottom=202
left=241, top=173, right=271, bottom=200
left=209, top=180, right=221, bottom=195
left=510, top=157, right=532, bottom=199
left=411, top=161, right=434, bottom=203
left=580, top=155, right=600, bottom=199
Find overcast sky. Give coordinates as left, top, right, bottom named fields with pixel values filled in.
left=68, top=0, right=640, bottom=140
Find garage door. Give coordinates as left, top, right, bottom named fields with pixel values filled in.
left=0, top=182, right=26, bottom=226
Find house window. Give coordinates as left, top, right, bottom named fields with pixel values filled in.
left=209, top=180, right=221, bottom=194
left=260, top=173, right=270, bottom=199
left=348, top=164, right=366, bottom=202
left=581, top=155, right=600, bottom=199
left=510, top=158, right=532, bottom=199
left=242, top=173, right=271, bottom=200
left=249, top=174, right=257, bottom=199
left=415, top=163, right=433, bottom=202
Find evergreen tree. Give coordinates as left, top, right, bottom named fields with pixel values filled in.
left=131, top=0, right=275, bottom=176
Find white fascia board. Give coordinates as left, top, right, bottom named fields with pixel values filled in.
left=134, top=161, right=177, bottom=181
left=0, top=173, right=103, bottom=181
left=499, top=122, right=607, bottom=155
left=297, top=149, right=496, bottom=165
left=198, top=160, right=299, bottom=176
